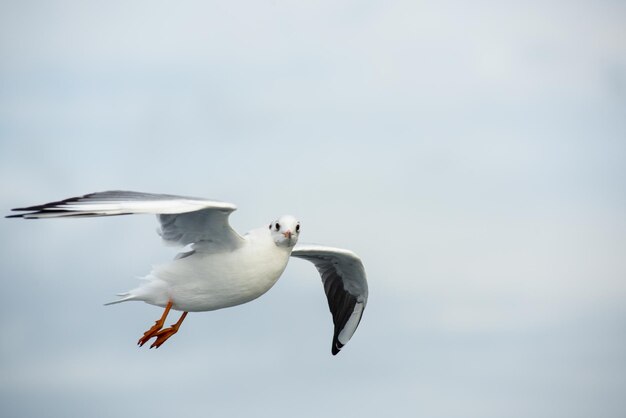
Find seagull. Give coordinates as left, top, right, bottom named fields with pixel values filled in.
left=7, top=191, right=368, bottom=355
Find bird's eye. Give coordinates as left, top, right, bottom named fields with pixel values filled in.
left=269, top=224, right=272, bottom=230
left=275, top=223, right=280, bottom=231
left=296, top=224, right=300, bottom=232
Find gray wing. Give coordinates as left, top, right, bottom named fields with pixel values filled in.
left=291, top=244, right=368, bottom=355
left=7, top=190, right=245, bottom=249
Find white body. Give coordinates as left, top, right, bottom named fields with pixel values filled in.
left=129, top=227, right=292, bottom=312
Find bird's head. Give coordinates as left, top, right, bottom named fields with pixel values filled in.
left=269, top=215, right=300, bottom=248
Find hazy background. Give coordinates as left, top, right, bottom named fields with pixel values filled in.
left=1, top=1, right=625, bottom=417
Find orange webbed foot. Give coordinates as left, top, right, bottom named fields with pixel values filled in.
left=149, top=326, right=179, bottom=349
left=138, top=309, right=188, bottom=349
left=149, top=311, right=188, bottom=349
left=137, top=301, right=173, bottom=347
left=138, top=320, right=165, bottom=347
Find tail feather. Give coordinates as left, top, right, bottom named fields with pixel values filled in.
left=104, top=293, right=137, bottom=306
left=104, top=274, right=169, bottom=307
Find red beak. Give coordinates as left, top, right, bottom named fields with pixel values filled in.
left=283, top=231, right=292, bottom=239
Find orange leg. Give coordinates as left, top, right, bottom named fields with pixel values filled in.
left=137, top=301, right=173, bottom=347
left=149, top=311, right=188, bottom=349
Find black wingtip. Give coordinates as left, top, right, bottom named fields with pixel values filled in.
left=6, top=209, right=27, bottom=219
left=5, top=194, right=90, bottom=216
left=331, top=340, right=344, bottom=355
left=6, top=208, right=64, bottom=219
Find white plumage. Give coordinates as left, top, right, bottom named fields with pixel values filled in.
left=8, top=191, right=368, bottom=355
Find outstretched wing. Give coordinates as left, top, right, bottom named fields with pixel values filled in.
left=291, top=244, right=368, bottom=355
left=7, top=190, right=245, bottom=249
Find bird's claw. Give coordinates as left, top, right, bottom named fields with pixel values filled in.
left=149, top=327, right=178, bottom=349
left=137, top=303, right=187, bottom=349
left=137, top=320, right=164, bottom=347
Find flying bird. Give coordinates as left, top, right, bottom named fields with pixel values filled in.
left=7, top=191, right=368, bottom=355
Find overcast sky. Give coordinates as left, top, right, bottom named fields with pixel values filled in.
left=1, top=1, right=625, bottom=417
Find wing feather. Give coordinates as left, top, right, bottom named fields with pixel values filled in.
left=291, top=244, right=368, bottom=355
left=7, top=190, right=244, bottom=249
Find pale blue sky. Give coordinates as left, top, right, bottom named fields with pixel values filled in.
left=1, top=1, right=625, bottom=417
